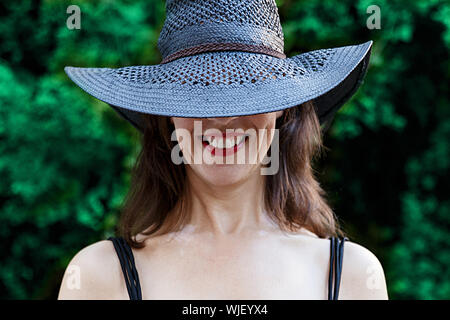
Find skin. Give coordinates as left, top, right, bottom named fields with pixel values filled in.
left=58, top=112, right=389, bottom=300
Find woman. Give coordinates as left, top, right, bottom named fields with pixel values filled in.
left=58, top=0, right=388, bottom=300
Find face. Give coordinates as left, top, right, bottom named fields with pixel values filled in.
left=170, top=111, right=283, bottom=186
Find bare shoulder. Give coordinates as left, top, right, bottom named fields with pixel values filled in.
left=58, top=240, right=128, bottom=300
left=339, top=240, right=389, bottom=300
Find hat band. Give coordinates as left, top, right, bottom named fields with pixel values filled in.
left=160, top=42, right=286, bottom=64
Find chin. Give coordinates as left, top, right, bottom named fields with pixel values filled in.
left=190, top=163, right=256, bottom=187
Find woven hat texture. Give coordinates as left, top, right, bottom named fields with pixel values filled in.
left=65, top=0, right=373, bottom=133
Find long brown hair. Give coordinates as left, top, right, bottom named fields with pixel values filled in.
left=118, top=100, right=345, bottom=248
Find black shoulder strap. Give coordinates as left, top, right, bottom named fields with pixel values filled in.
left=108, top=236, right=142, bottom=300
left=328, top=236, right=348, bottom=300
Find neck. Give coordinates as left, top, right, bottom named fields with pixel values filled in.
left=183, top=167, right=277, bottom=237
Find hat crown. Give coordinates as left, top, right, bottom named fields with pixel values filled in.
left=157, top=0, right=285, bottom=62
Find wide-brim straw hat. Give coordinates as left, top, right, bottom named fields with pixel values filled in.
left=65, top=0, right=373, bottom=133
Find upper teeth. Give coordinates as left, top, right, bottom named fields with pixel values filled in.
left=205, top=135, right=245, bottom=148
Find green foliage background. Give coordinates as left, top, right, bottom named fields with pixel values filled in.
left=0, top=0, right=448, bottom=299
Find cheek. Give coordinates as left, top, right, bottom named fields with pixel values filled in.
left=251, top=114, right=278, bottom=145
left=245, top=114, right=279, bottom=161
left=172, top=118, right=195, bottom=132
left=251, top=113, right=278, bottom=130
left=172, top=119, right=195, bottom=157
left=173, top=118, right=197, bottom=144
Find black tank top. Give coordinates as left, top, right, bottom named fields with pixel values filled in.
left=108, top=235, right=348, bottom=300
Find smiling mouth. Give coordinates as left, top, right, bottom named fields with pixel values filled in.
left=201, top=134, right=249, bottom=156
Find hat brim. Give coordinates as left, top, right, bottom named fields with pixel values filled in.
left=64, top=40, right=372, bottom=133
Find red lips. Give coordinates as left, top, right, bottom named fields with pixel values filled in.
left=202, top=134, right=248, bottom=156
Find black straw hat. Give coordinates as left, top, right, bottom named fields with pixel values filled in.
left=65, top=0, right=373, bottom=133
